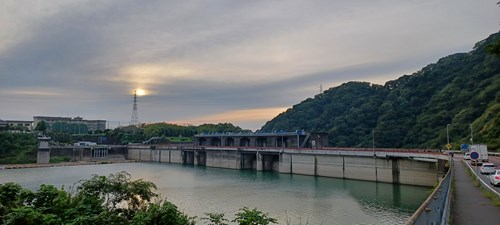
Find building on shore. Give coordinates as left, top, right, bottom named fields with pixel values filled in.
left=0, top=119, right=34, bottom=133
left=33, top=116, right=106, bottom=134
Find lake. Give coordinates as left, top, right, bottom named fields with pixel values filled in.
left=0, top=162, right=431, bottom=225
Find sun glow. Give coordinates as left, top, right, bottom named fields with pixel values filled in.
left=135, top=89, right=146, bottom=96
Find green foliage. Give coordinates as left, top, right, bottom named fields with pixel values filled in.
left=0, top=172, right=195, bottom=225
left=106, top=123, right=248, bottom=145
left=107, top=125, right=145, bottom=144
left=167, top=137, right=194, bottom=143
left=76, top=171, right=158, bottom=213
left=487, top=39, right=500, bottom=56
left=261, top=32, right=500, bottom=150
left=202, top=212, right=229, bottom=225
left=49, top=156, right=71, bottom=163
left=132, top=201, right=196, bottom=225
left=0, top=173, right=281, bottom=225
left=196, top=123, right=250, bottom=133
left=50, top=132, right=73, bottom=143
left=143, top=123, right=198, bottom=139
left=232, top=207, right=277, bottom=225
left=34, top=121, right=47, bottom=132
left=0, top=133, right=37, bottom=164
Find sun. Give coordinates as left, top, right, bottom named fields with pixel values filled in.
left=135, top=89, right=146, bottom=96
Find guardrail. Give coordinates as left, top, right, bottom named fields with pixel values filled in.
left=489, top=152, right=500, bottom=157
left=405, top=157, right=452, bottom=225
left=464, top=161, right=500, bottom=197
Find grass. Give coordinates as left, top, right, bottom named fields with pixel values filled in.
left=166, top=137, right=193, bottom=143
left=49, top=156, right=71, bottom=163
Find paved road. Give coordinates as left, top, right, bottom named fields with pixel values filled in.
left=451, top=157, right=500, bottom=225
left=463, top=158, right=500, bottom=193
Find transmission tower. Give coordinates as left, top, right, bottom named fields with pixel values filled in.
left=130, top=90, right=139, bottom=126
left=319, top=84, right=323, bottom=94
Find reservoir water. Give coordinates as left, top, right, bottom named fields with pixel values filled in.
left=0, top=162, right=431, bottom=225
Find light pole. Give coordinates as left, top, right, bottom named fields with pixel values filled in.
left=372, top=129, right=375, bottom=149
left=372, top=129, right=376, bottom=156
left=469, top=124, right=474, bottom=145
left=446, top=124, right=450, bottom=146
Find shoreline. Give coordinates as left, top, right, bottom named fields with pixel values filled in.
left=0, top=160, right=138, bottom=170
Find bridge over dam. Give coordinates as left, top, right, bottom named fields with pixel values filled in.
left=127, top=145, right=448, bottom=187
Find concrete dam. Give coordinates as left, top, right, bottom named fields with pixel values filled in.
left=127, top=145, right=446, bottom=187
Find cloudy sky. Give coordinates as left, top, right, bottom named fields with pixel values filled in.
left=1, top=0, right=499, bottom=130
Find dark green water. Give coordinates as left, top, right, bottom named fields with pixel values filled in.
left=0, top=163, right=431, bottom=224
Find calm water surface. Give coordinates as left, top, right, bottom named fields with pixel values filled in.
left=0, top=163, right=431, bottom=225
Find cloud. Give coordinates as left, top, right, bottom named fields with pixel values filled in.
left=0, top=0, right=498, bottom=130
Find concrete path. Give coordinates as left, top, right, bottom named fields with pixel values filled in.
left=451, top=158, right=500, bottom=225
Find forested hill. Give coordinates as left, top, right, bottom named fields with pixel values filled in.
left=261, top=32, right=500, bottom=150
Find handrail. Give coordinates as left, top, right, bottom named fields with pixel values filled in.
left=404, top=157, right=452, bottom=225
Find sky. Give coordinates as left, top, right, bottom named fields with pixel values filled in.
left=1, top=0, right=499, bottom=131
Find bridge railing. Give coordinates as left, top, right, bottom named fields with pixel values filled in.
left=404, top=157, right=452, bottom=225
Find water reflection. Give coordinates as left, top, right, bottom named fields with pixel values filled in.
left=0, top=163, right=430, bottom=225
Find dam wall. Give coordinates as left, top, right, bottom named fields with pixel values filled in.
left=127, top=146, right=444, bottom=186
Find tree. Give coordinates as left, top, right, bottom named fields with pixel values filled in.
left=260, top=32, right=500, bottom=150
left=232, top=207, right=277, bottom=225
left=34, top=120, right=48, bottom=132
left=486, top=2, right=500, bottom=56
left=1, top=173, right=282, bottom=225
left=131, top=201, right=195, bottom=225
left=76, top=171, right=157, bottom=213
left=203, top=212, right=229, bottom=225
left=0, top=172, right=196, bottom=225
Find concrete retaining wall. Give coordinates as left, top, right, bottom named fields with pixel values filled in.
left=206, top=150, right=240, bottom=169
left=277, top=153, right=438, bottom=186
left=127, top=147, right=439, bottom=186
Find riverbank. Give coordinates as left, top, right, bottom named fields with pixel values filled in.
left=0, top=160, right=138, bottom=170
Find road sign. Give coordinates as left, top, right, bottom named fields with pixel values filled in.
left=470, top=151, right=479, bottom=160
left=446, top=144, right=452, bottom=150
left=461, top=144, right=468, bottom=150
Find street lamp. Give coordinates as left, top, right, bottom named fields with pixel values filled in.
left=372, top=129, right=375, bottom=149
left=446, top=124, right=450, bottom=145
left=469, top=124, right=474, bottom=145
left=372, top=129, right=376, bottom=157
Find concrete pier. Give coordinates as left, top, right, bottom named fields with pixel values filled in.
left=37, top=136, right=51, bottom=164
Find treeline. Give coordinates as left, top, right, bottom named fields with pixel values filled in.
left=0, top=123, right=249, bottom=160
left=0, top=133, right=37, bottom=164
left=261, top=32, right=500, bottom=150
left=0, top=172, right=278, bottom=225
left=105, top=123, right=250, bottom=145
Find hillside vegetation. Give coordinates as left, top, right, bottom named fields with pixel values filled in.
left=261, top=32, right=500, bottom=150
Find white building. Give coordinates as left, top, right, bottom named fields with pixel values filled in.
left=33, top=116, right=106, bottom=133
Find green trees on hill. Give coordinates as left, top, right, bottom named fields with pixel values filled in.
left=262, top=32, right=500, bottom=150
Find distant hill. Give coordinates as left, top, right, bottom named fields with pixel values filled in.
left=261, top=32, right=500, bottom=150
